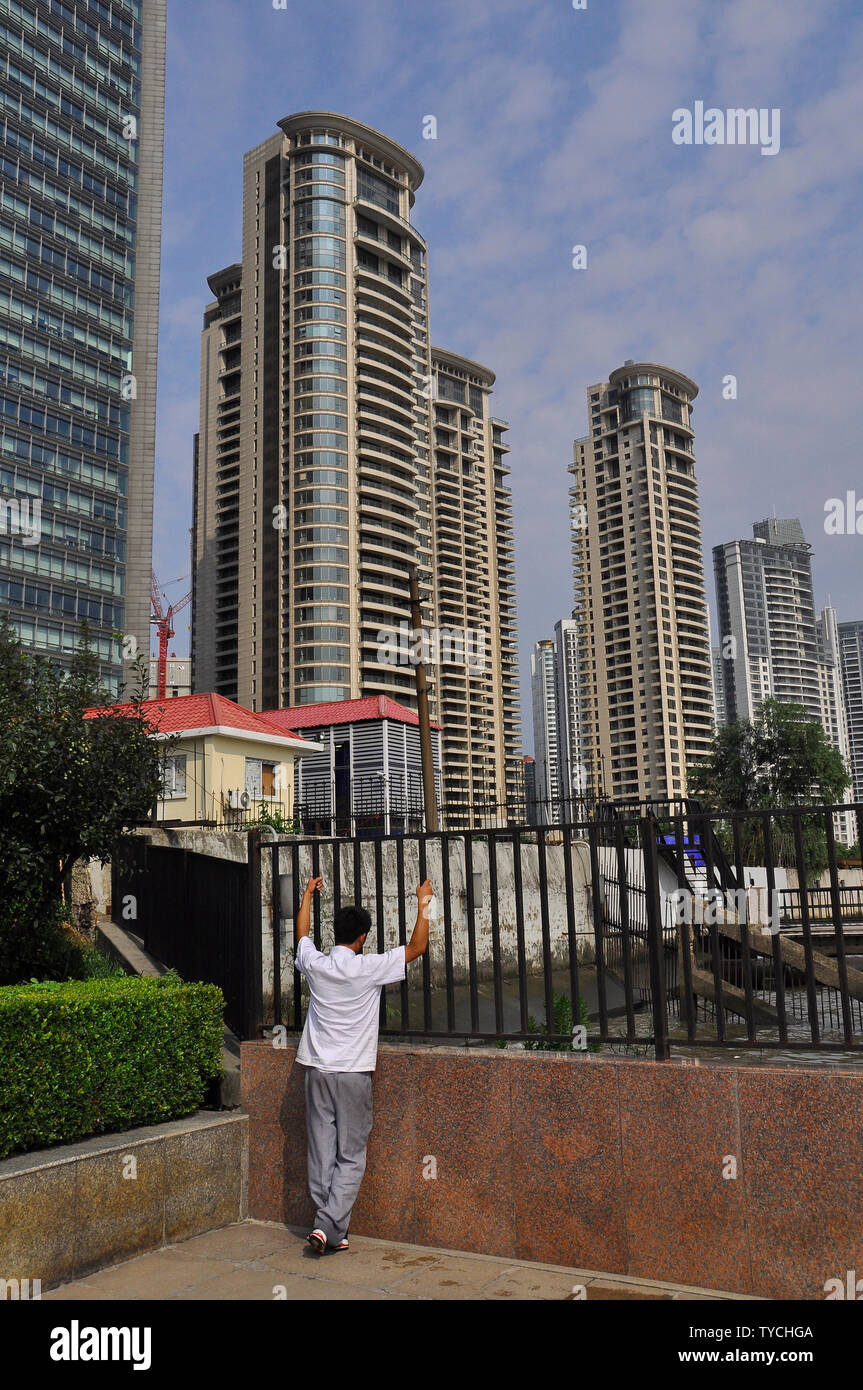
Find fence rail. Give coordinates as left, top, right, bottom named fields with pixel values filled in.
left=111, top=803, right=863, bottom=1058
left=262, top=802, right=863, bottom=1058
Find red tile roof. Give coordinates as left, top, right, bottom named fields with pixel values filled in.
left=85, top=692, right=310, bottom=742
left=261, top=694, right=441, bottom=731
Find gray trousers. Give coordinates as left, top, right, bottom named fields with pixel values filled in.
left=303, top=1067, right=374, bottom=1247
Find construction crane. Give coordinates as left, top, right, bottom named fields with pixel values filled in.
left=150, top=569, right=191, bottom=700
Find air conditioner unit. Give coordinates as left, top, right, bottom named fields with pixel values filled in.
left=227, top=788, right=242, bottom=809
left=240, top=789, right=252, bottom=810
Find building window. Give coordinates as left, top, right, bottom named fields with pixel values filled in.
left=162, top=754, right=187, bottom=799
left=245, top=758, right=279, bottom=798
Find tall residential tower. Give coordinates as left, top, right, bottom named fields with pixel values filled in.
left=192, top=113, right=521, bottom=814
left=568, top=361, right=714, bottom=803
left=713, top=519, right=821, bottom=725
left=430, top=347, right=520, bottom=812
left=839, top=621, right=863, bottom=819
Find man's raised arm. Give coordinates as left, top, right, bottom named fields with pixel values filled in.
left=405, top=879, right=433, bottom=963
left=297, top=876, right=323, bottom=943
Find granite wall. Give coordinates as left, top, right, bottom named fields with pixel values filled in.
left=0, top=1112, right=248, bottom=1291
left=241, top=1041, right=863, bottom=1300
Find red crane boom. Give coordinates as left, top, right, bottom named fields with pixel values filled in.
left=150, top=569, right=191, bottom=700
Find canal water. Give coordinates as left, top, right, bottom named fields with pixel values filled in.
left=385, top=965, right=863, bottom=1070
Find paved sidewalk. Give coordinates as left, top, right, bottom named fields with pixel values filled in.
left=45, top=1222, right=758, bottom=1300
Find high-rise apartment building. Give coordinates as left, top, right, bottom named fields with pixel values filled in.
left=530, top=637, right=559, bottom=818
left=568, top=361, right=714, bottom=803
left=554, top=616, right=583, bottom=818
left=838, top=621, right=863, bottom=831
left=711, top=645, right=726, bottom=730
left=0, top=0, right=165, bottom=693
left=430, top=347, right=520, bottom=811
left=192, top=113, right=520, bottom=814
left=715, top=522, right=854, bottom=834
left=816, top=605, right=855, bottom=843
left=714, top=519, right=821, bottom=725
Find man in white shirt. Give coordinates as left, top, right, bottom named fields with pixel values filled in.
left=294, top=874, right=432, bottom=1254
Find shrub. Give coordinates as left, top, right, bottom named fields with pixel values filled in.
left=0, top=975, right=224, bottom=1159
left=524, top=990, right=599, bottom=1052
left=0, top=901, right=90, bottom=986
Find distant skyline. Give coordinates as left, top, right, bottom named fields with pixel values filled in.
left=153, top=0, right=863, bottom=752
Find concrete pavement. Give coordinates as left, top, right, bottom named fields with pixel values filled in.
left=45, top=1222, right=759, bottom=1300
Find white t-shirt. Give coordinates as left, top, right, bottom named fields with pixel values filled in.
left=294, top=936, right=406, bottom=1073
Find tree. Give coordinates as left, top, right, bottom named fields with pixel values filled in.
left=0, top=618, right=166, bottom=978
left=688, top=698, right=851, bottom=877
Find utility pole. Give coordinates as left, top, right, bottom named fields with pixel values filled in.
left=409, top=568, right=439, bottom=832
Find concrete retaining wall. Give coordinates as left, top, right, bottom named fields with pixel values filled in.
left=241, top=1041, right=863, bottom=1300
left=0, top=1112, right=247, bottom=1291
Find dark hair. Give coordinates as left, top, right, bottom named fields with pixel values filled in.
left=333, top=904, right=372, bottom=946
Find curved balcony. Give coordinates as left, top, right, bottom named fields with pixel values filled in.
left=352, top=196, right=427, bottom=248
left=354, top=265, right=412, bottom=307
left=355, top=311, right=413, bottom=350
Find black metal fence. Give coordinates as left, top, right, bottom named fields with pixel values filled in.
left=111, top=837, right=260, bottom=1040
left=264, top=802, right=863, bottom=1059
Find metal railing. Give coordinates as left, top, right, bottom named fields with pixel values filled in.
left=263, top=803, right=863, bottom=1059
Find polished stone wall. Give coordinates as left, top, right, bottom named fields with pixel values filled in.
left=0, top=1113, right=247, bottom=1291
left=241, top=1041, right=863, bottom=1300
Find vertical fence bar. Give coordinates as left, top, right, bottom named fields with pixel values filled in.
left=311, top=841, right=321, bottom=949
left=290, top=842, right=301, bottom=1034
left=418, top=834, right=432, bottom=1031
left=488, top=830, right=504, bottom=1034
left=353, top=836, right=362, bottom=908
left=332, top=839, right=341, bottom=916
left=464, top=834, right=479, bottom=1034
left=824, top=810, right=854, bottom=1044
left=242, top=831, right=264, bottom=1040
left=537, top=826, right=555, bottom=1036
left=291, top=842, right=302, bottom=1032
left=642, top=816, right=669, bottom=1060
left=440, top=833, right=456, bottom=1031
left=762, top=812, right=788, bottom=1042
left=674, top=813, right=696, bottom=1043
left=268, top=838, right=281, bottom=1031
left=792, top=812, right=821, bottom=1046
left=374, top=837, right=386, bottom=1029
left=613, top=819, right=636, bottom=1041
left=588, top=824, right=609, bottom=1038
left=698, top=809, right=727, bottom=1043
left=732, top=815, right=757, bottom=1045
left=512, top=828, right=529, bottom=1034
left=562, top=824, right=582, bottom=1035
left=395, top=834, right=409, bottom=1030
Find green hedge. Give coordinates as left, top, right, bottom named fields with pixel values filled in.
left=0, top=975, right=224, bottom=1159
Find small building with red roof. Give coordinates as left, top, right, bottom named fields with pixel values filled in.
left=261, top=696, right=442, bottom=836
left=85, top=693, right=320, bottom=826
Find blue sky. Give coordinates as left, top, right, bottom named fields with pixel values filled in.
left=153, top=0, right=863, bottom=748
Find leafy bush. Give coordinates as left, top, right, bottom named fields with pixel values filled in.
left=250, top=803, right=301, bottom=835
left=0, top=975, right=224, bottom=1159
left=80, top=945, right=126, bottom=980
left=524, top=990, right=599, bottom=1052
left=0, top=902, right=90, bottom=986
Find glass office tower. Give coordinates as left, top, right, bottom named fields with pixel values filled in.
left=0, top=0, right=165, bottom=694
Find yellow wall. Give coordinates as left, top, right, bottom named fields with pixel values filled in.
left=156, top=732, right=298, bottom=824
